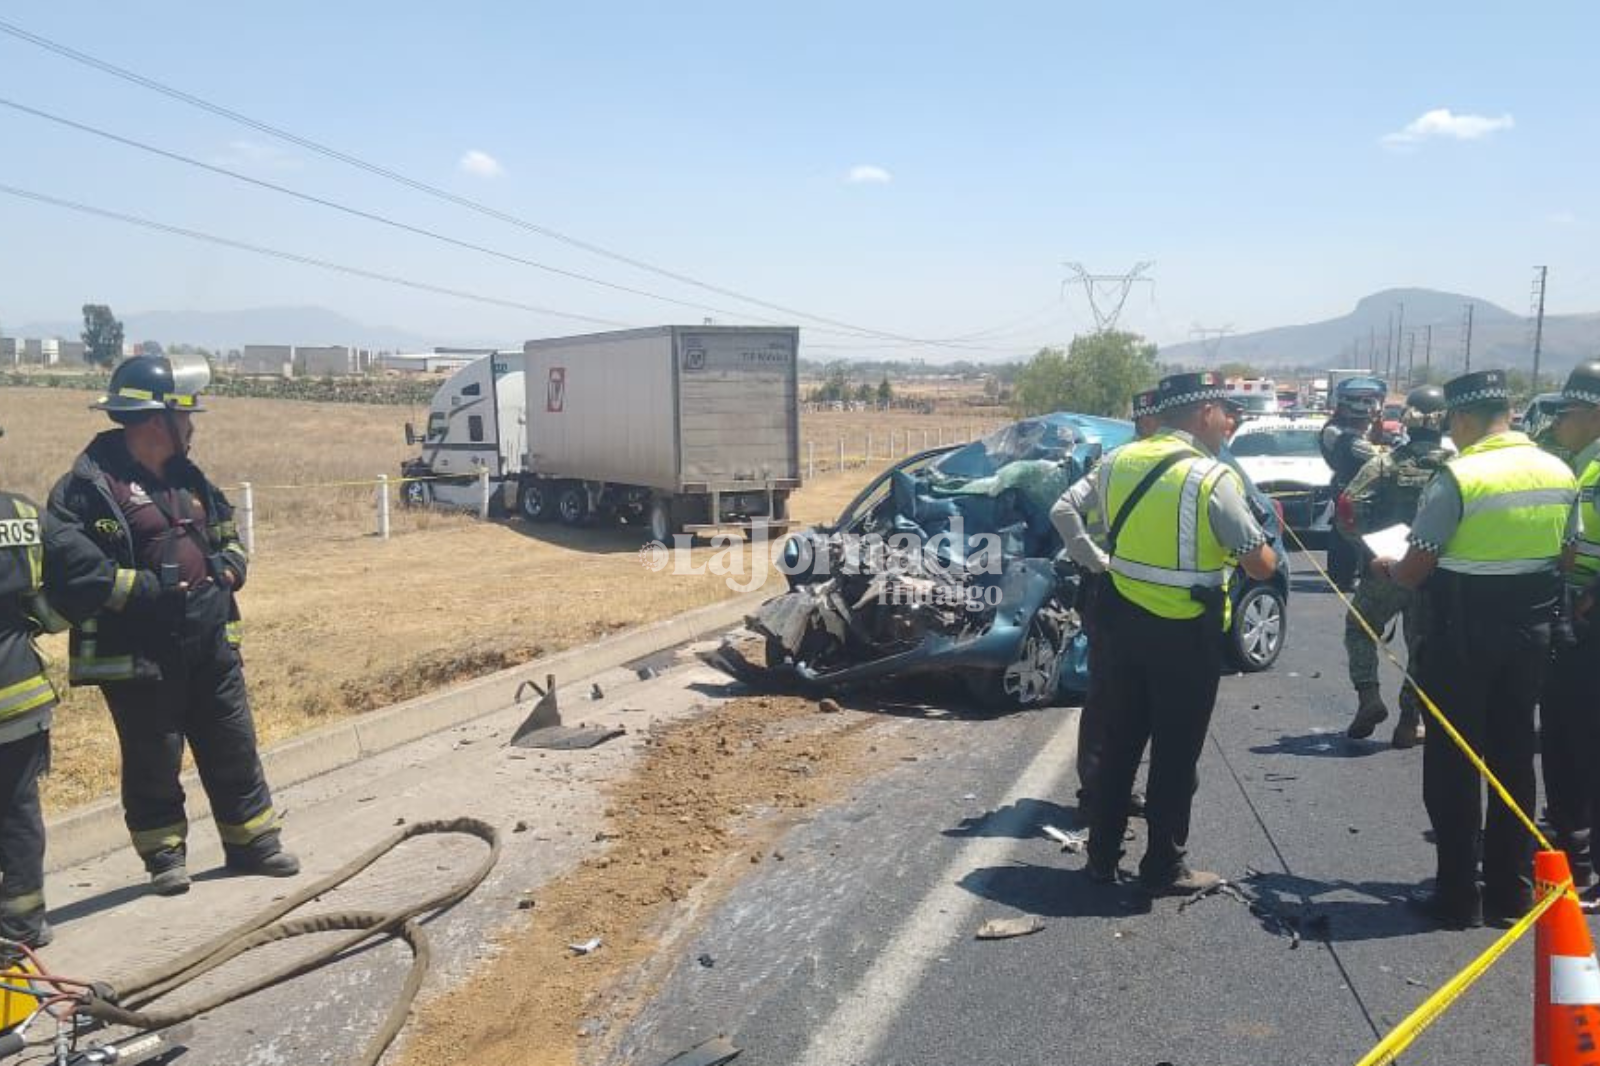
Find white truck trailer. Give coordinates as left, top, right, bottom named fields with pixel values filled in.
left=401, top=326, right=801, bottom=540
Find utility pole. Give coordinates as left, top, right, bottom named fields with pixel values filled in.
left=1394, top=301, right=1406, bottom=388
left=1406, top=330, right=1417, bottom=388
left=1531, top=265, right=1548, bottom=391
left=1385, top=312, right=1394, bottom=381
left=1369, top=325, right=1377, bottom=371
left=1462, top=302, right=1474, bottom=373
left=1424, top=323, right=1432, bottom=381
left=1061, top=261, right=1155, bottom=333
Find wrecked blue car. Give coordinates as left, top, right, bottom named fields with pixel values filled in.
left=704, top=413, right=1288, bottom=710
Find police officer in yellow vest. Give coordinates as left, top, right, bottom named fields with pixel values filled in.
left=0, top=425, right=134, bottom=956
left=1375, top=369, right=1577, bottom=928
left=1536, top=362, right=1600, bottom=886
left=1052, top=387, right=1162, bottom=821
left=1055, top=372, right=1277, bottom=893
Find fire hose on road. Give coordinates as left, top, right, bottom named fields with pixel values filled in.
left=1, top=817, right=500, bottom=1066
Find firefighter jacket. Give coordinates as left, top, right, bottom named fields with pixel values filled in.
left=0, top=489, right=130, bottom=742
left=47, top=431, right=248, bottom=685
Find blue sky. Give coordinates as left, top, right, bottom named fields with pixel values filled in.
left=1, top=1, right=1596, bottom=358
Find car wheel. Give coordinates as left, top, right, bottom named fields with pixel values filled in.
left=968, top=613, right=1066, bottom=711
left=518, top=481, right=552, bottom=522
left=556, top=483, right=590, bottom=526
left=1231, top=584, right=1286, bottom=672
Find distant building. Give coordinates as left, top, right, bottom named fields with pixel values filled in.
left=295, top=344, right=358, bottom=377
left=0, top=338, right=16, bottom=366
left=382, top=351, right=482, bottom=374
left=239, top=344, right=293, bottom=378
left=57, top=340, right=86, bottom=365
left=22, top=339, right=42, bottom=365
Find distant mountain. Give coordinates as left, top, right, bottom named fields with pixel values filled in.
left=1160, top=288, right=1598, bottom=378
left=11, top=306, right=466, bottom=352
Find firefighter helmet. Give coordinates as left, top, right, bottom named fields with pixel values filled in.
left=92, top=353, right=210, bottom=416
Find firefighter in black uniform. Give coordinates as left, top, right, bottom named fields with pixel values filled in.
left=0, top=425, right=133, bottom=954
left=49, top=354, right=299, bottom=895
left=1320, top=379, right=1383, bottom=591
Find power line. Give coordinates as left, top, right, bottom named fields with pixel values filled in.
left=0, top=182, right=633, bottom=329
left=0, top=16, right=988, bottom=352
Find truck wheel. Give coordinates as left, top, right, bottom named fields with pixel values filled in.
left=518, top=481, right=553, bottom=522
left=648, top=497, right=677, bottom=543
left=401, top=479, right=432, bottom=509
left=556, top=483, right=590, bottom=526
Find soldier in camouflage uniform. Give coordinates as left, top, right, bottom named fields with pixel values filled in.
left=1339, top=385, right=1454, bottom=748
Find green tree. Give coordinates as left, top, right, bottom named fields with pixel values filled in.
left=853, top=382, right=874, bottom=404
left=876, top=375, right=893, bottom=407
left=1012, top=331, right=1159, bottom=417
left=1216, top=361, right=1259, bottom=380
left=80, top=304, right=124, bottom=367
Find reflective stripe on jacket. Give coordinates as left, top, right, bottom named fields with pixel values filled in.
left=1571, top=459, right=1600, bottom=588
left=1105, top=435, right=1234, bottom=622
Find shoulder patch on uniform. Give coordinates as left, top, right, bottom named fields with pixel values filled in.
left=94, top=518, right=121, bottom=539
left=0, top=518, right=40, bottom=548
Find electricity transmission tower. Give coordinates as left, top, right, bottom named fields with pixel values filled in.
left=1189, top=324, right=1234, bottom=361
left=1062, top=261, right=1154, bottom=333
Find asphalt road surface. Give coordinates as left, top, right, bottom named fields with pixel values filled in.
left=39, top=551, right=1560, bottom=1065
left=610, top=554, right=1548, bottom=1066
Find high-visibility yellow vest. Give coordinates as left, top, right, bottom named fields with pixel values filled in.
left=1105, top=434, right=1235, bottom=622
left=1571, top=458, right=1600, bottom=589
left=1438, top=432, right=1575, bottom=576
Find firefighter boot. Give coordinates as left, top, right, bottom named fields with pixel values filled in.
left=146, top=846, right=191, bottom=897
left=224, top=831, right=301, bottom=878
left=1346, top=686, right=1388, bottom=740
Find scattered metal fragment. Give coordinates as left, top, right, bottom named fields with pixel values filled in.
left=513, top=820, right=529, bottom=833
left=569, top=937, right=602, bottom=956
left=656, top=1036, right=742, bottom=1066
left=698, top=953, right=716, bottom=968
left=592, top=682, right=605, bottom=700
left=1042, top=825, right=1088, bottom=853
left=637, top=666, right=659, bottom=681
left=976, top=915, right=1045, bottom=940
left=517, top=896, right=536, bottom=911
left=511, top=674, right=627, bottom=749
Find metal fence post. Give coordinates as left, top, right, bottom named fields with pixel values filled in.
left=808, top=440, right=815, bottom=481
left=478, top=466, right=491, bottom=521
left=239, top=481, right=255, bottom=554
left=937, top=426, right=944, bottom=446
left=377, top=474, right=391, bottom=540
left=838, top=437, right=845, bottom=472
left=867, top=432, right=873, bottom=462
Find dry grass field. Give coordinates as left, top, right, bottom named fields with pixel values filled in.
left=0, top=385, right=1015, bottom=812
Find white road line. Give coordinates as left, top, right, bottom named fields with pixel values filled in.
left=794, top=709, right=1082, bottom=1066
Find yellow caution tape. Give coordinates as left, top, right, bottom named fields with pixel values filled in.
left=226, top=472, right=476, bottom=492
left=1281, top=525, right=1552, bottom=852
left=1352, top=880, right=1567, bottom=1066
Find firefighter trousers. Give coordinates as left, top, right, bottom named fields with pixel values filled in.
left=1088, top=591, right=1222, bottom=883
left=1540, top=621, right=1600, bottom=859
left=101, top=628, right=278, bottom=870
left=0, top=731, right=48, bottom=943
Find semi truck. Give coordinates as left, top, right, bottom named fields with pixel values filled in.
left=401, top=326, right=801, bottom=541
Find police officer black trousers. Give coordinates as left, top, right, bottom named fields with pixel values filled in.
left=1421, top=581, right=1550, bottom=914
left=1088, top=590, right=1221, bottom=883
left=0, top=731, right=48, bottom=944
left=1541, top=622, right=1600, bottom=874
left=1075, top=574, right=1110, bottom=810
left=101, top=586, right=275, bottom=869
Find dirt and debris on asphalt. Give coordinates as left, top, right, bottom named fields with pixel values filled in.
left=399, top=694, right=902, bottom=1066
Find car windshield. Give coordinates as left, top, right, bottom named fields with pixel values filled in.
left=1230, top=428, right=1322, bottom=458
left=1239, top=395, right=1276, bottom=412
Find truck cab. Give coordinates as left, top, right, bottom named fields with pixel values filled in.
left=401, top=352, right=525, bottom=510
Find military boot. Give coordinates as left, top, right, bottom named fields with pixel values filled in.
left=1346, top=685, right=1389, bottom=739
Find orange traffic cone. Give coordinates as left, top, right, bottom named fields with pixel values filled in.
left=1534, top=850, right=1600, bottom=1065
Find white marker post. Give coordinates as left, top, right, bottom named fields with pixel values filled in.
left=239, top=481, right=255, bottom=554
left=376, top=474, right=390, bottom=541
left=478, top=466, right=491, bottom=521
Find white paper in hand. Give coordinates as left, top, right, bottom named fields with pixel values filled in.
left=1362, top=523, right=1411, bottom=561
